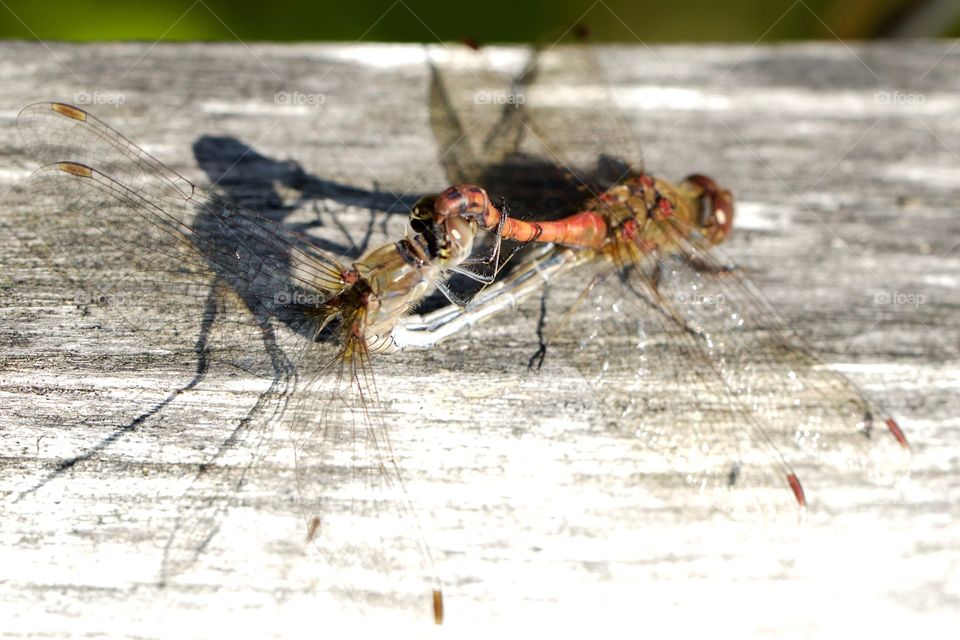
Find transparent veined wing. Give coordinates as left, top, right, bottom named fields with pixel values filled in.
left=635, top=212, right=911, bottom=484
left=425, top=44, right=589, bottom=221
left=513, top=248, right=808, bottom=521
left=507, top=43, right=645, bottom=192
left=15, top=102, right=347, bottom=378
left=13, top=103, right=443, bottom=623
left=287, top=328, right=444, bottom=623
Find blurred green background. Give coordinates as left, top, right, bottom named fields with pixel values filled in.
left=1, top=0, right=958, bottom=41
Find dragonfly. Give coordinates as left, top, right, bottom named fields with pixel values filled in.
left=396, top=43, right=911, bottom=520
left=13, top=100, right=488, bottom=624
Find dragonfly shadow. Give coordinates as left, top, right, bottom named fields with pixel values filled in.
left=16, top=132, right=423, bottom=572
left=189, top=133, right=434, bottom=350
left=12, top=352, right=211, bottom=502
left=192, top=135, right=418, bottom=261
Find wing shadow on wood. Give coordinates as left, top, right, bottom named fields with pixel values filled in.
left=192, top=135, right=419, bottom=261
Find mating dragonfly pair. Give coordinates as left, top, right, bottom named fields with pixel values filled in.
left=13, top=45, right=909, bottom=624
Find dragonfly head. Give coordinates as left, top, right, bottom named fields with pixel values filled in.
left=684, top=174, right=734, bottom=245
left=410, top=194, right=479, bottom=267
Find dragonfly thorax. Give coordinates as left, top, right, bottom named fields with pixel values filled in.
left=593, top=173, right=736, bottom=255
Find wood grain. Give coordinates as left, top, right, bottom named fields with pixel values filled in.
left=0, top=42, right=957, bottom=638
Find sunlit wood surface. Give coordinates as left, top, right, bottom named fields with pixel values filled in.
left=0, top=42, right=957, bottom=638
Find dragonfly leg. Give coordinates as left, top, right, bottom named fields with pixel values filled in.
left=434, top=279, right=473, bottom=308
left=445, top=200, right=516, bottom=287
left=684, top=254, right=736, bottom=276
left=526, top=292, right=549, bottom=370
left=530, top=267, right=613, bottom=369
left=650, top=259, right=663, bottom=294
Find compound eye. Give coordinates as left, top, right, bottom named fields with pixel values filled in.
left=410, top=216, right=430, bottom=235
left=411, top=195, right=437, bottom=223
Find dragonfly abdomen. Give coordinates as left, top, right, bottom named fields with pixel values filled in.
left=433, top=172, right=731, bottom=256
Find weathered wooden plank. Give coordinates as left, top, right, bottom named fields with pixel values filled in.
left=0, top=41, right=958, bottom=638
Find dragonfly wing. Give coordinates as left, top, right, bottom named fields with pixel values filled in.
left=12, top=103, right=376, bottom=592
left=426, top=46, right=585, bottom=219
left=544, top=255, right=805, bottom=521
left=286, top=330, right=442, bottom=622
left=15, top=102, right=348, bottom=377
left=514, top=44, right=645, bottom=192
left=158, top=368, right=299, bottom=580
left=643, top=217, right=911, bottom=484
left=426, top=46, right=511, bottom=186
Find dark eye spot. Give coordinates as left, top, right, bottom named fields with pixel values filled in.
left=698, top=196, right=713, bottom=227
left=411, top=217, right=429, bottom=234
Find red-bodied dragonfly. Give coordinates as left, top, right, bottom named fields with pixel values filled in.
left=395, top=44, right=910, bottom=520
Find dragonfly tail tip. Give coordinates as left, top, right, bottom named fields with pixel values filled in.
left=787, top=473, right=807, bottom=509
left=885, top=417, right=910, bottom=450
left=432, top=588, right=444, bottom=625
